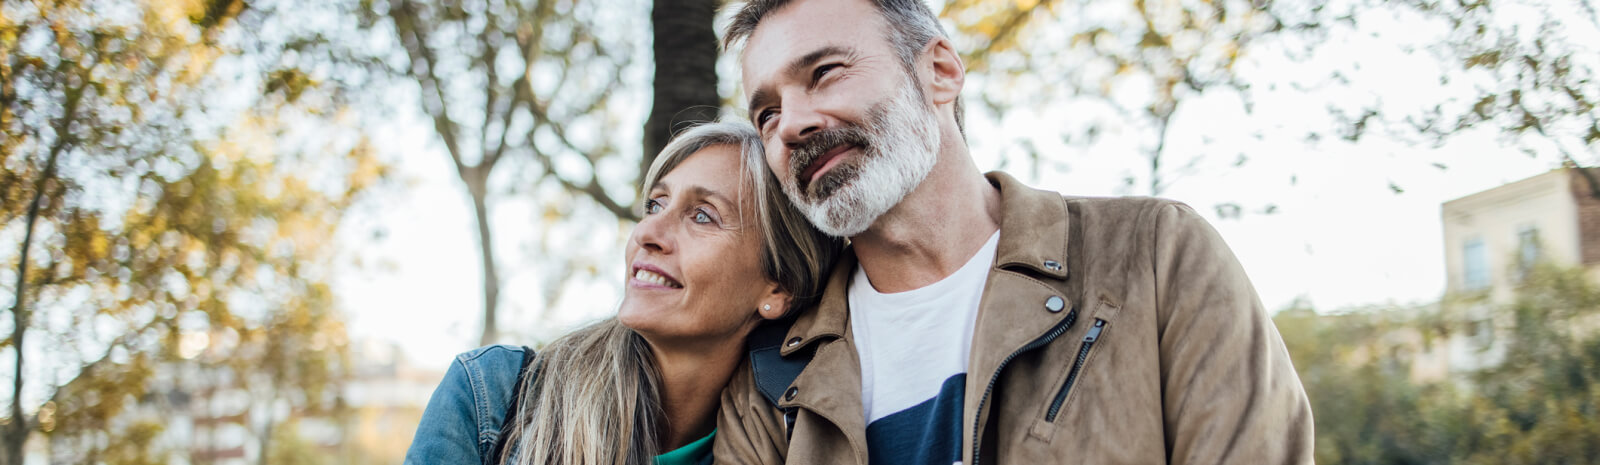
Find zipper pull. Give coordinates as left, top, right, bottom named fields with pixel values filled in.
left=1083, top=319, right=1105, bottom=342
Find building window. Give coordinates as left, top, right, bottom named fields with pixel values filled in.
left=1517, top=225, right=1541, bottom=276
left=1463, top=237, right=1490, bottom=290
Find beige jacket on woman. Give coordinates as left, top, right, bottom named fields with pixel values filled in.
left=714, top=172, right=1314, bottom=465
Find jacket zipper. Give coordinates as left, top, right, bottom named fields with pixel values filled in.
left=1044, top=318, right=1105, bottom=422
left=970, top=308, right=1077, bottom=465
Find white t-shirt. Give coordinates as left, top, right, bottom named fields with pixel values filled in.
left=848, top=232, right=999, bottom=464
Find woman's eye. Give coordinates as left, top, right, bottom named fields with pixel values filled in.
left=693, top=210, right=714, bottom=224
left=644, top=199, right=664, bottom=215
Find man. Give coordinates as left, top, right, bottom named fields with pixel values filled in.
left=715, top=0, right=1315, bottom=463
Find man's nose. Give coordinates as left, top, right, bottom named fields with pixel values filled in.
left=777, top=97, right=826, bottom=150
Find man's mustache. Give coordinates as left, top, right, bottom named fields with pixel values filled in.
left=788, top=125, right=871, bottom=190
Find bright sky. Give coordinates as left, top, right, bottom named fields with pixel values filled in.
left=331, top=4, right=1572, bottom=369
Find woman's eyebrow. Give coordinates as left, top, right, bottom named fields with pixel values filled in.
left=682, top=185, right=734, bottom=208
left=651, top=180, right=733, bottom=205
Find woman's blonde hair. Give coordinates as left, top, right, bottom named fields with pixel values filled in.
left=501, top=121, right=845, bottom=465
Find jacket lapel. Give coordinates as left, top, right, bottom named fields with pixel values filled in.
left=781, top=250, right=870, bottom=464
left=961, top=172, right=1078, bottom=463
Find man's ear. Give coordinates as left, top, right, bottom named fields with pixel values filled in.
left=921, top=36, right=965, bottom=107
left=757, top=285, right=793, bottom=320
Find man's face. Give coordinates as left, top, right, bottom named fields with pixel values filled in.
left=740, top=0, right=942, bottom=237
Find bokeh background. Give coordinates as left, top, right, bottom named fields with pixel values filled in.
left=3, top=0, right=1598, bottom=463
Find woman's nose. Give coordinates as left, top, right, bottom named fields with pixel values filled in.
left=632, top=212, right=674, bottom=254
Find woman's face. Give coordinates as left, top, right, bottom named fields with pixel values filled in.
left=618, top=144, right=786, bottom=347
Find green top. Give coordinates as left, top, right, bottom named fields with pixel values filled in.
left=654, top=430, right=715, bottom=465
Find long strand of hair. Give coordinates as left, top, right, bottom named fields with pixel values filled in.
left=500, top=319, right=664, bottom=465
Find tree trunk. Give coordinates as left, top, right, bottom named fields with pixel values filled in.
left=468, top=169, right=500, bottom=347
left=642, top=0, right=721, bottom=177
left=3, top=82, right=75, bottom=465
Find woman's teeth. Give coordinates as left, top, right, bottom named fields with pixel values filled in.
left=634, top=269, right=682, bottom=288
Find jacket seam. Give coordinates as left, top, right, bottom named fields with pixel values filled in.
left=458, top=348, right=513, bottom=457
left=1060, top=196, right=1070, bottom=270
left=1147, top=202, right=1178, bottom=319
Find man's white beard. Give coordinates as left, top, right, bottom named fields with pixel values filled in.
left=790, top=80, right=941, bottom=237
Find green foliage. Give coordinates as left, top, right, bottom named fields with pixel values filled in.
left=1343, top=0, right=1598, bottom=174
left=2, top=0, right=384, bottom=463
left=941, top=0, right=1304, bottom=197
left=1280, top=264, right=1600, bottom=463
left=265, top=419, right=336, bottom=465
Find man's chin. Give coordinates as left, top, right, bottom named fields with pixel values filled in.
left=803, top=168, right=856, bottom=202
left=799, top=190, right=876, bottom=237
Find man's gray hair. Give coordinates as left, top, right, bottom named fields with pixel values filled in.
left=723, top=0, right=965, bottom=135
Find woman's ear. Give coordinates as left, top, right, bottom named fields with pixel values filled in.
left=757, top=286, right=792, bottom=320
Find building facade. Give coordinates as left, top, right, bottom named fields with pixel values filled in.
left=1442, top=166, right=1600, bottom=301
left=1430, top=166, right=1600, bottom=379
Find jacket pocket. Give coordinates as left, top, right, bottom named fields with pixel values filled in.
left=1044, top=318, right=1107, bottom=422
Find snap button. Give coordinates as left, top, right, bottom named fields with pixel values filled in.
left=1043, top=260, right=1062, bottom=271
left=1045, top=296, right=1066, bottom=313
left=786, top=337, right=802, bottom=348
left=784, top=386, right=798, bottom=401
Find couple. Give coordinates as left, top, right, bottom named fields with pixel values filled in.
left=407, top=0, right=1314, bottom=463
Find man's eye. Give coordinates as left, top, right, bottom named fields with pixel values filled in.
left=813, top=64, right=841, bottom=82
left=757, top=109, right=777, bottom=127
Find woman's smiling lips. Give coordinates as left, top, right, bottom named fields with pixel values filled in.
left=630, top=263, right=683, bottom=289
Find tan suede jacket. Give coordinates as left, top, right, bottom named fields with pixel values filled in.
left=714, top=172, right=1314, bottom=465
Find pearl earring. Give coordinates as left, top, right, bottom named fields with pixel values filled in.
left=762, top=304, right=771, bottom=311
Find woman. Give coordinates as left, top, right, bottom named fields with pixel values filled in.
left=403, top=122, right=844, bottom=465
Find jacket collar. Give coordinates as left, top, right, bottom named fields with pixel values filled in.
left=780, top=171, right=1072, bottom=355
left=988, top=171, right=1072, bottom=279
left=781, top=248, right=854, bottom=355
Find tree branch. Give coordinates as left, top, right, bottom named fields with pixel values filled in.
left=388, top=0, right=470, bottom=174
left=7, top=75, right=84, bottom=460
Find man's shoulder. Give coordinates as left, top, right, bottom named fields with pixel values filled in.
left=1062, top=196, right=1190, bottom=218
left=989, top=170, right=1187, bottom=229
left=1059, top=195, right=1198, bottom=235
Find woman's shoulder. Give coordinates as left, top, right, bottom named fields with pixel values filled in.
left=406, top=344, right=533, bottom=464
left=454, top=343, right=531, bottom=368
left=443, top=344, right=533, bottom=409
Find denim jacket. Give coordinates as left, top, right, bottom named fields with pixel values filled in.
left=405, top=344, right=716, bottom=465
left=405, top=344, right=528, bottom=465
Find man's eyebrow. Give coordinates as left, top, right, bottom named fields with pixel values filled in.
left=747, top=87, right=775, bottom=123
left=746, top=45, right=858, bottom=119
left=786, top=45, right=854, bottom=77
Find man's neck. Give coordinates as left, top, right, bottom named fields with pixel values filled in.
left=851, top=144, right=1001, bottom=293
left=649, top=335, right=744, bottom=451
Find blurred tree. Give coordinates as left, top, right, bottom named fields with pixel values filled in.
left=373, top=0, right=718, bottom=346
left=1327, top=0, right=1598, bottom=194
left=1, top=0, right=381, bottom=463
left=644, top=0, right=720, bottom=170
left=941, top=0, right=1313, bottom=204
left=1455, top=264, right=1600, bottom=463
left=1276, top=262, right=1600, bottom=463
